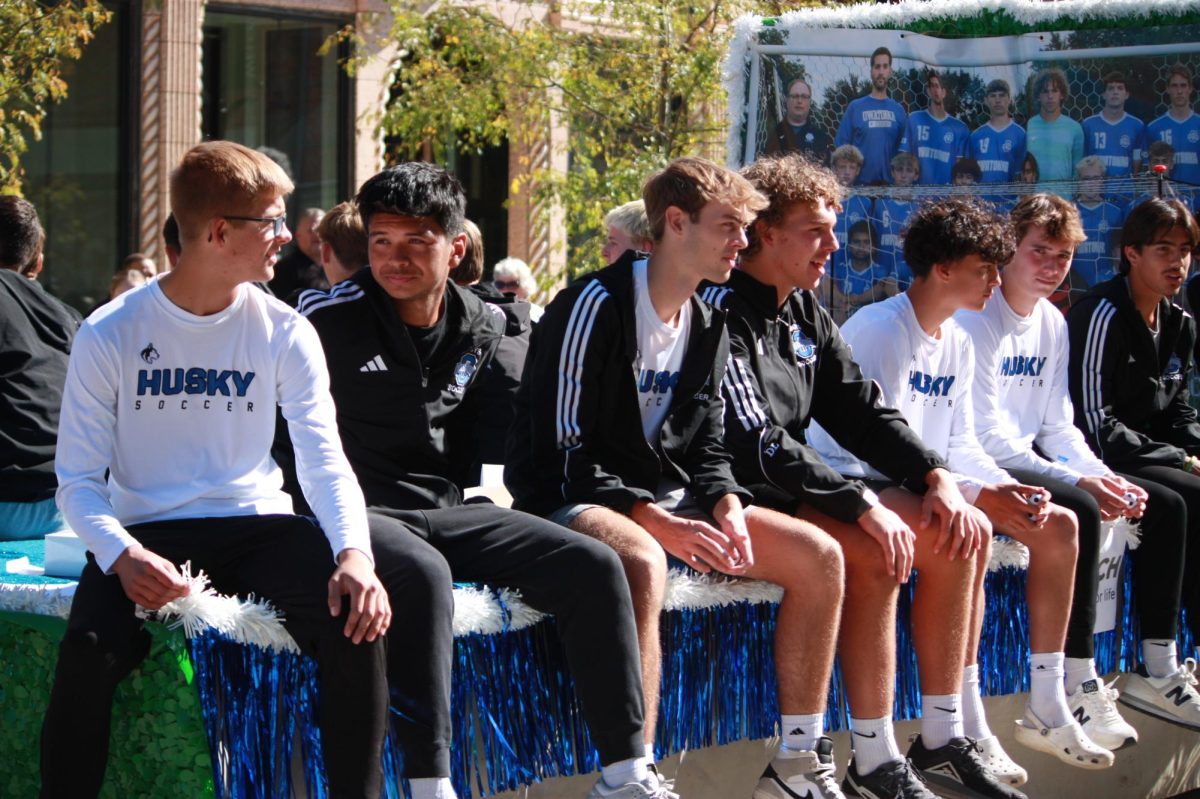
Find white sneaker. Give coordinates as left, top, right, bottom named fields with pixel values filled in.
left=1013, top=706, right=1114, bottom=769
left=1120, top=659, right=1200, bottom=731
left=754, top=737, right=845, bottom=799
left=1067, top=678, right=1139, bottom=750
left=587, top=774, right=679, bottom=799
left=975, top=735, right=1028, bottom=786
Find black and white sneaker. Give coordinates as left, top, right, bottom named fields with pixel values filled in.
left=843, top=757, right=937, bottom=799
left=754, top=737, right=845, bottom=798
left=1120, top=659, right=1200, bottom=731
left=906, top=735, right=1027, bottom=799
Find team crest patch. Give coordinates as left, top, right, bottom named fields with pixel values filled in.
left=790, top=324, right=816, bottom=364
left=1002, top=139, right=1013, bottom=153
left=1165, top=354, right=1183, bottom=380
left=451, top=349, right=482, bottom=392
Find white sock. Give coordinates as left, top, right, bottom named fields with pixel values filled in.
left=602, top=757, right=648, bottom=788
left=1143, top=639, right=1179, bottom=678
left=1029, top=652, right=1072, bottom=728
left=850, top=715, right=902, bottom=776
left=921, top=693, right=965, bottom=749
left=961, top=664, right=994, bottom=740
left=409, top=778, right=457, bottom=799
left=644, top=743, right=655, bottom=764
left=780, top=712, right=824, bottom=756
left=1065, top=657, right=1100, bottom=694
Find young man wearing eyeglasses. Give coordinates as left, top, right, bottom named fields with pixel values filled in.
left=41, top=140, right=391, bottom=798
left=764, top=77, right=832, bottom=163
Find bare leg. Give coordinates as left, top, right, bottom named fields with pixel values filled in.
left=997, top=506, right=1078, bottom=655
left=570, top=507, right=667, bottom=744
left=742, top=507, right=844, bottom=715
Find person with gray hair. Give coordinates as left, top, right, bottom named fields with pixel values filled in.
left=269, top=206, right=327, bottom=299
left=602, top=200, right=654, bottom=266
left=492, top=256, right=543, bottom=321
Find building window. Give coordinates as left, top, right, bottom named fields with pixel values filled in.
left=202, top=7, right=351, bottom=223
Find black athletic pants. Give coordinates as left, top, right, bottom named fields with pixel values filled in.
left=40, top=515, right=388, bottom=799
left=1008, top=468, right=1188, bottom=657
left=368, top=503, right=645, bottom=778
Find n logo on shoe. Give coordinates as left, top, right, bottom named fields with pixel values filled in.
left=1166, top=685, right=1193, bottom=707
left=1073, top=706, right=1091, bottom=725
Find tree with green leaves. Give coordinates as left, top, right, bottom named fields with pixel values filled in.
left=0, top=1, right=112, bottom=195
left=347, top=1, right=803, bottom=279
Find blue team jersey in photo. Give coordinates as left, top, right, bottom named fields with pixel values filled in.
left=872, top=197, right=915, bottom=287
left=971, top=121, right=1027, bottom=184
left=835, top=96, right=907, bottom=185
left=1147, top=112, right=1200, bottom=186
left=831, top=195, right=874, bottom=275
left=1082, top=113, right=1146, bottom=178
left=836, top=261, right=893, bottom=297
left=904, top=111, right=970, bottom=185
left=1074, top=201, right=1125, bottom=287
left=1126, top=189, right=1198, bottom=216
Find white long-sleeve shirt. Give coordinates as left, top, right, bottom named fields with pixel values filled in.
left=955, top=290, right=1110, bottom=484
left=808, top=292, right=1012, bottom=501
left=55, top=280, right=371, bottom=572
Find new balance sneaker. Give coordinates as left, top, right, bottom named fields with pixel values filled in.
left=754, top=737, right=845, bottom=799
left=1013, top=705, right=1114, bottom=769
left=1120, top=659, right=1200, bottom=731
left=1067, top=678, right=1139, bottom=750
left=586, top=774, right=679, bottom=799
left=843, top=757, right=937, bottom=799
left=974, top=736, right=1027, bottom=786
left=906, top=735, right=1028, bottom=799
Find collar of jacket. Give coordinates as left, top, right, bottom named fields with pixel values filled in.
left=720, top=267, right=801, bottom=318
left=1095, top=275, right=1183, bottom=364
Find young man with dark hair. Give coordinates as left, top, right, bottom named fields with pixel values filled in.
left=1027, top=69, right=1084, bottom=187
left=904, top=71, right=970, bottom=186
left=0, top=196, right=81, bottom=540
left=957, top=193, right=1151, bottom=752
left=1083, top=72, right=1147, bottom=181
left=508, top=156, right=850, bottom=799
left=765, top=77, right=832, bottom=163
left=296, top=162, right=652, bottom=799
left=1148, top=65, right=1200, bottom=189
left=835, top=47, right=908, bottom=185
left=1067, top=197, right=1200, bottom=730
left=972, top=79, right=1027, bottom=187
left=41, top=140, right=392, bottom=798
left=714, top=153, right=1012, bottom=799
left=810, top=197, right=1114, bottom=784
left=830, top=218, right=892, bottom=325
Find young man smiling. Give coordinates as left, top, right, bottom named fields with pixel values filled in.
left=508, top=157, right=849, bottom=799
left=722, top=155, right=1019, bottom=799
left=42, top=141, right=391, bottom=798
left=956, top=193, right=1156, bottom=754
left=296, top=163, right=651, bottom=799
left=810, top=197, right=1114, bottom=788
left=1067, top=197, right=1200, bottom=731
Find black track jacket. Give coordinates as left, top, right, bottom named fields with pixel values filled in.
left=505, top=253, right=751, bottom=518
left=297, top=269, right=510, bottom=510
left=1067, top=275, right=1200, bottom=471
left=704, top=269, right=945, bottom=523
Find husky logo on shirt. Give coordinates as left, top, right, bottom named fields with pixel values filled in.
left=140, top=342, right=160, bottom=364
left=791, top=324, right=817, bottom=364
left=908, top=370, right=956, bottom=398
left=1164, top=354, right=1184, bottom=382
left=451, top=350, right=481, bottom=393
left=134, top=368, right=257, bottom=412
left=1001, top=355, right=1047, bottom=387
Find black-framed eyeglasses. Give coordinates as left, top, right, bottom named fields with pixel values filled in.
left=226, top=214, right=288, bottom=237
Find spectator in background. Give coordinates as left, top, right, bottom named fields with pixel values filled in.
left=972, top=79, right=1028, bottom=187
left=830, top=218, right=893, bottom=324
left=269, top=206, right=327, bottom=298
left=121, top=252, right=156, bottom=279
left=314, top=202, right=368, bottom=288
left=905, top=70, right=970, bottom=186
left=107, top=268, right=147, bottom=301
left=1027, top=69, right=1084, bottom=190
left=163, top=214, right=182, bottom=268
left=764, top=77, right=832, bottom=163
left=492, top=257, right=543, bottom=321
left=1148, top=65, right=1200, bottom=189
left=450, top=219, right=485, bottom=286
left=835, top=47, right=907, bottom=185
left=1083, top=72, right=1146, bottom=183
left=952, top=157, right=983, bottom=189
left=828, top=144, right=874, bottom=292
left=0, top=196, right=82, bottom=539
left=1127, top=141, right=1196, bottom=214
left=1073, top=156, right=1125, bottom=288
left=1021, top=152, right=1041, bottom=185
left=602, top=200, right=654, bottom=266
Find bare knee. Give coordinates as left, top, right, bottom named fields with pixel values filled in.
left=620, top=538, right=669, bottom=608
left=1038, top=507, right=1080, bottom=562
left=841, top=541, right=895, bottom=597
